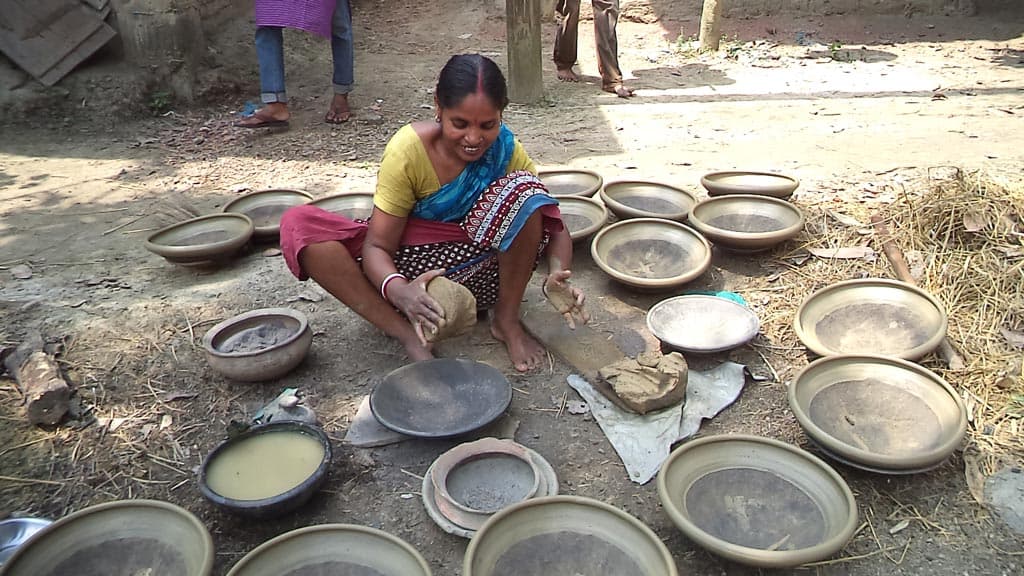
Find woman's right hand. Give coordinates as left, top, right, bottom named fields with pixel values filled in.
left=387, top=268, right=447, bottom=345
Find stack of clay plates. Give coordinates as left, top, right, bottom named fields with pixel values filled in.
left=421, top=438, right=558, bottom=539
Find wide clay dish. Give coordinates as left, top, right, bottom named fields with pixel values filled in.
left=198, top=421, right=333, bottom=518
left=647, top=295, right=760, bottom=353
left=556, top=195, right=609, bottom=242
left=223, top=188, right=313, bottom=238
left=308, top=192, right=375, bottom=221
left=701, top=171, right=800, bottom=198
left=794, top=278, right=948, bottom=360
left=226, top=524, right=431, bottom=576
left=657, top=435, right=857, bottom=568
left=600, top=180, right=696, bottom=221
left=687, top=194, right=805, bottom=252
left=464, top=496, right=678, bottom=576
left=789, top=355, right=967, bottom=472
left=591, top=218, right=711, bottom=290
left=144, top=213, right=254, bottom=266
left=370, top=358, right=512, bottom=438
left=0, top=500, right=213, bottom=576
left=538, top=168, right=603, bottom=197
left=202, top=308, right=313, bottom=382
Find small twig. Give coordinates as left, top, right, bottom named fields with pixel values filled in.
left=511, top=386, right=530, bottom=395
left=400, top=468, right=424, bottom=481
left=0, top=435, right=54, bottom=457
left=556, top=391, right=568, bottom=418
left=0, top=474, right=65, bottom=486
left=102, top=214, right=148, bottom=236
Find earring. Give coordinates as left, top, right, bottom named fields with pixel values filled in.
left=434, top=115, right=440, bottom=123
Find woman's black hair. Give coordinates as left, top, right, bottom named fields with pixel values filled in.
left=435, top=54, right=509, bottom=112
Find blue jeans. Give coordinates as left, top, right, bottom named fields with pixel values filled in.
left=255, top=0, right=354, bottom=104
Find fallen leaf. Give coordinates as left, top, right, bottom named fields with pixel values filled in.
left=997, top=246, right=1024, bottom=258
left=262, top=248, right=282, bottom=257
left=287, top=291, right=324, bottom=303
left=163, top=391, right=198, bottom=402
left=828, top=210, right=866, bottom=227
left=807, top=246, right=877, bottom=260
left=457, top=33, right=472, bottom=39
left=11, top=264, right=32, bottom=279
left=889, top=519, right=910, bottom=535
left=962, top=447, right=987, bottom=505
left=963, top=210, right=987, bottom=232
left=67, top=299, right=88, bottom=308
left=160, top=414, right=173, bottom=430
left=1000, top=327, right=1024, bottom=349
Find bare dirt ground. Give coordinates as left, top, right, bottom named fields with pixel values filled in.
left=2, top=1, right=1024, bottom=574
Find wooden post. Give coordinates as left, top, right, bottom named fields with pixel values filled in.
left=506, top=0, right=544, bottom=104
left=698, top=0, right=724, bottom=53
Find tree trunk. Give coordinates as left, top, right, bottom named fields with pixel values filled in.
left=506, top=0, right=544, bottom=104
left=698, top=0, right=724, bottom=53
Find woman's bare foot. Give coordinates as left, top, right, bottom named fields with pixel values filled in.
left=325, top=93, right=351, bottom=124
left=602, top=84, right=636, bottom=98
left=556, top=67, right=580, bottom=82
left=491, top=318, right=546, bottom=372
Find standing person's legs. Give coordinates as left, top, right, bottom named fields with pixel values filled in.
left=592, top=0, right=633, bottom=97
left=553, top=0, right=582, bottom=81
left=237, top=26, right=291, bottom=127
left=327, top=0, right=354, bottom=123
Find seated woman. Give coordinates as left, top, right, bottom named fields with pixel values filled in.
left=280, top=54, right=587, bottom=372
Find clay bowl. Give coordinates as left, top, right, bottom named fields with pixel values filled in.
left=556, top=195, right=609, bottom=242
left=199, top=421, right=333, bottom=519
left=647, top=294, right=760, bottom=354
left=0, top=518, right=51, bottom=567
left=308, top=192, right=375, bottom=221
left=657, top=435, right=858, bottom=568
left=202, top=308, right=313, bottom=382
left=538, top=168, right=603, bottom=197
left=430, top=438, right=541, bottom=531
left=687, top=194, right=805, bottom=252
left=144, top=213, right=254, bottom=266
left=223, top=188, right=313, bottom=238
left=599, top=180, right=697, bottom=221
left=464, top=496, right=678, bottom=576
left=790, top=355, right=967, bottom=473
left=370, top=358, right=512, bottom=438
left=0, top=500, right=213, bottom=576
left=701, top=171, right=800, bottom=199
left=591, top=218, right=711, bottom=291
left=794, top=278, right=948, bottom=360
left=226, top=524, right=431, bottom=576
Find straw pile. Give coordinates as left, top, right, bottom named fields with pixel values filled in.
left=883, top=168, right=1024, bottom=456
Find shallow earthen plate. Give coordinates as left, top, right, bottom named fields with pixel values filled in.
left=701, top=171, right=800, bottom=198
left=647, top=295, right=760, bottom=353
left=556, top=195, right=609, bottom=242
left=657, top=435, right=857, bottom=568
left=0, top=500, right=213, bottom=576
left=790, top=355, right=967, bottom=472
left=202, top=308, right=312, bottom=382
left=223, top=188, right=313, bottom=238
left=464, top=496, right=677, bottom=576
left=687, top=194, right=805, bottom=252
left=591, top=218, right=711, bottom=290
left=308, top=192, right=375, bottom=221
left=370, top=359, right=512, bottom=438
left=226, top=524, right=431, bottom=576
left=538, top=169, right=603, bottom=197
left=144, top=213, right=254, bottom=266
left=600, top=180, right=697, bottom=221
left=794, top=278, right=948, bottom=360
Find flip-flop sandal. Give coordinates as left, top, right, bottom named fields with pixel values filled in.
left=234, top=110, right=289, bottom=129
left=324, top=109, right=351, bottom=124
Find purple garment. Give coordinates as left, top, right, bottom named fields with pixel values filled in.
left=255, top=0, right=337, bottom=39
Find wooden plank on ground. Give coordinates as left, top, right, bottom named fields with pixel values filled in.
left=38, top=23, right=116, bottom=86
left=0, top=0, right=109, bottom=84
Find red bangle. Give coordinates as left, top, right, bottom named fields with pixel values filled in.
left=380, top=273, right=408, bottom=301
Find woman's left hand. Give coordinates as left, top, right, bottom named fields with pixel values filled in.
left=544, top=270, right=589, bottom=329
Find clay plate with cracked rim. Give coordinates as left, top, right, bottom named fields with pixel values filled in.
left=794, top=278, right=948, bottom=360
left=647, top=294, right=760, bottom=353
left=225, top=524, right=431, bottom=576
left=657, top=435, right=858, bottom=568
left=0, top=500, right=213, bottom=576
left=538, top=168, right=603, bottom=197
left=591, top=218, right=711, bottom=291
left=789, top=354, right=967, bottom=473
left=308, top=192, right=375, bottom=221
left=464, top=495, right=678, bottom=576
left=144, top=213, right=254, bottom=266
left=701, top=171, right=800, bottom=198
left=223, top=188, right=313, bottom=238
left=556, top=195, right=609, bottom=242
left=687, top=194, right=805, bottom=252
left=599, top=180, right=697, bottom=221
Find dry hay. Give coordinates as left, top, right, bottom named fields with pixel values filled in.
left=883, top=168, right=1024, bottom=456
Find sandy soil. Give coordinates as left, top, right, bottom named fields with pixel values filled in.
left=2, top=1, right=1023, bottom=575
